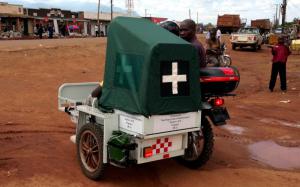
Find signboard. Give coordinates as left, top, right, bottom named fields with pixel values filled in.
left=153, top=112, right=198, bottom=133
left=119, top=113, right=144, bottom=134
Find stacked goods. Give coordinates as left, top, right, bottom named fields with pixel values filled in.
left=291, top=39, right=300, bottom=54
left=268, top=34, right=279, bottom=45
left=251, top=19, right=271, bottom=30
left=217, top=14, right=241, bottom=33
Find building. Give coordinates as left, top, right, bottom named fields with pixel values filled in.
left=0, top=1, right=138, bottom=38
left=24, top=8, right=87, bottom=36
left=0, top=2, right=26, bottom=33
left=82, top=11, right=129, bottom=36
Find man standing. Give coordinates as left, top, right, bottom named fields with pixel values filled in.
left=269, top=36, right=291, bottom=92
left=48, top=24, right=54, bottom=39
left=38, top=24, right=43, bottom=39
left=216, top=28, right=222, bottom=43
left=179, top=19, right=206, bottom=68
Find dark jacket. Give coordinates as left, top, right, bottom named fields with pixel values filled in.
left=191, top=36, right=206, bottom=67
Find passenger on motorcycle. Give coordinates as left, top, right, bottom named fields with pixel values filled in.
left=206, top=28, right=222, bottom=66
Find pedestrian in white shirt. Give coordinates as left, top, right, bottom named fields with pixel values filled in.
left=216, top=28, right=222, bottom=43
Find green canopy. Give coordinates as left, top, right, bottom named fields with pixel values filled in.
left=99, top=17, right=202, bottom=116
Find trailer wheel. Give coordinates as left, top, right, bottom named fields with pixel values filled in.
left=179, top=118, right=214, bottom=169
left=76, top=123, right=104, bottom=180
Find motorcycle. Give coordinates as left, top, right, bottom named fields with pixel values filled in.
left=206, top=43, right=232, bottom=67
left=179, top=66, right=240, bottom=168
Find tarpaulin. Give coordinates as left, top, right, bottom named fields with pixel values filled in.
left=99, top=17, right=202, bottom=116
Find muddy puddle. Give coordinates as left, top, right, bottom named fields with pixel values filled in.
left=259, top=118, right=300, bottom=128
left=220, top=124, right=246, bottom=135
left=248, top=140, right=300, bottom=170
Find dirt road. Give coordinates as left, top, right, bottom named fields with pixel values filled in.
left=0, top=37, right=299, bottom=187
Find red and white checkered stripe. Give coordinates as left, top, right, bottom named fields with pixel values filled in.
left=152, top=137, right=172, bottom=155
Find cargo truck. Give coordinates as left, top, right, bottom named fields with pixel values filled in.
left=217, top=14, right=241, bottom=34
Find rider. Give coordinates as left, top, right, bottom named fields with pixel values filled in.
left=206, top=28, right=220, bottom=51
left=206, top=28, right=221, bottom=66
left=179, top=19, right=206, bottom=68
left=160, top=21, right=180, bottom=36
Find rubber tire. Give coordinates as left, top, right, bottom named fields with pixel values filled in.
left=76, top=123, right=104, bottom=180
left=258, top=44, right=261, bottom=50
left=223, top=56, right=232, bottom=67
left=178, top=118, right=214, bottom=169
left=232, top=44, right=236, bottom=50
left=252, top=43, right=258, bottom=51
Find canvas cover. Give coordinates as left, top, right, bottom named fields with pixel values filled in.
left=99, top=17, right=202, bottom=116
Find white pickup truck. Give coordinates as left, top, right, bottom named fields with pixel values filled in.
left=231, top=27, right=263, bottom=51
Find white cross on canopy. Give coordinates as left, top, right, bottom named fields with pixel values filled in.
left=162, top=62, right=187, bottom=95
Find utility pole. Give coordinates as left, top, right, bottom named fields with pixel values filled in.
left=189, top=9, right=191, bottom=19
left=126, top=0, right=134, bottom=17
left=197, top=12, right=199, bottom=24
left=278, top=6, right=281, bottom=26
left=97, top=0, right=100, bottom=36
left=111, top=0, right=113, bottom=21
left=275, top=4, right=278, bottom=27
left=145, top=9, right=147, bottom=17
left=281, top=0, right=287, bottom=32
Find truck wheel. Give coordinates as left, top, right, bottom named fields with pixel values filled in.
left=76, top=123, right=104, bottom=180
left=252, top=43, right=258, bottom=51
left=232, top=44, right=236, bottom=50
left=179, top=118, right=214, bottom=169
left=258, top=44, right=262, bottom=50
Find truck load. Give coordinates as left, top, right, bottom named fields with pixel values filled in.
left=217, top=14, right=241, bottom=34
left=251, top=19, right=271, bottom=33
left=58, top=17, right=239, bottom=180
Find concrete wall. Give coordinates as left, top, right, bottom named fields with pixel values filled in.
left=0, top=2, right=23, bottom=15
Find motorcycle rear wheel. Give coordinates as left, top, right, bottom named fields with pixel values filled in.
left=178, top=118, right=214, bottom=169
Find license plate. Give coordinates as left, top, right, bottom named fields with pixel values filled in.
left=209, top=107, right=230, bottom=126
left=238, top=37, right=248, bottom=42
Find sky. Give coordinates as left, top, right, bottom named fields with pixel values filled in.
left=5, top=0, right=300, bottom=24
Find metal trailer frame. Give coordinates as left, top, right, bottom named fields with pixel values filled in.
left=58, top=82, right=202, bottom=164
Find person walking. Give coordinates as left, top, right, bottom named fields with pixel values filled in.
left=216, top=28, right=222, bottom=43
left=179, top=19, right=206, bottom=68
left=38, top=24, right=43, bottom=39
left=269, top=36, right=291, bottom=92
left=48, top=24, right=54, bottom=39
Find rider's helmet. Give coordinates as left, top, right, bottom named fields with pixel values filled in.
left=160, top=21, right=180, bottom=36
